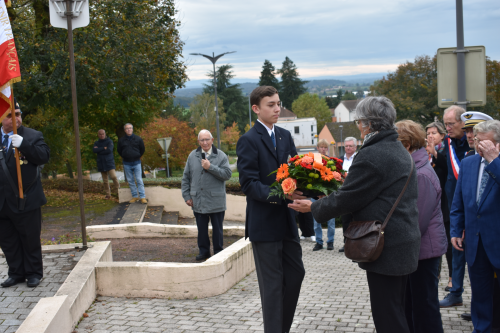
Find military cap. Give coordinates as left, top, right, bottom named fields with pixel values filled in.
left=461, top=111, right=493, bottom=129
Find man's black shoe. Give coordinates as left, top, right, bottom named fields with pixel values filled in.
left=339, top=247, right=345, bottom=253
left=312, top=243, right=323, bottom=251
left=195, top=254, right=210, bottom=261
left=1, top=277, right=24, bottom=288
left=461, top=313, right=472, bottom=321
left=27, top=278, right=41, bottom=288
left=327, top=243, right=334, bottom=250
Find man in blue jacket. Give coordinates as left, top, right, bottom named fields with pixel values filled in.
left=93, top=129, right=119, bottom=199
left=450, top=120, right=500, bottom=333
left=237, top=86, right=305, bottom=333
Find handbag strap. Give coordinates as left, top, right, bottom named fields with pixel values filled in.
left=381, top=161, right=414, bottom=230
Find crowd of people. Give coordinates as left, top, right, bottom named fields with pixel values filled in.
left=1, top=89, right=498, bottom=333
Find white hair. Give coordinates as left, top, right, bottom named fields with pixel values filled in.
left=124, top=123, right=133, bottom=129
left=443, top=105, right=465, bottom=122
left=344, top=137, right=357, bottom=145
left=198, top=129, right=213, bottom=140
left=473, top=120, right=500, bottom=142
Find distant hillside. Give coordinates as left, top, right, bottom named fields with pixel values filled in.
left=173, top=77, right=375, bottom=106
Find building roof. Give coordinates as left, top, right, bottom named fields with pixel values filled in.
left=277, top=117, right=316, bottom=124
left=340, top=100, right=360, bottom=112
left=325, top=121, right=360, bottom=143
left=279, top=107, right=297, bottom=119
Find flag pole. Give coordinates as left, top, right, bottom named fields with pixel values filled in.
left=9, top=87, right=23, bottom=198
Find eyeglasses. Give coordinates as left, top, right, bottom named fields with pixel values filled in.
left=6, top=112, right=22, bottom=119
left=354, top=119, right=363, bottom=126
left=444, top=122, right=456, bottom=129
left=344, top=145, right=356, bottom=148
left=199, top=139, right=212, bottom=143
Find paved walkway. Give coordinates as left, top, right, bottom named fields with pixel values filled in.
left=0, top=250, right=84, bottom=333
left=75, top=229, right=473, bottom=333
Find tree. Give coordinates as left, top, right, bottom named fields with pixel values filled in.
left=162, top=99, right=192, bottom=123
left=189, top=93, right=226, bottom=137
left=258, top=60, right=280, bottom=90
left=370, top=55, right=439, bottom=123
left=221, top=122, right=241, bottom=151
left=355, top=88, right=365, bottom=99
left=137, top=116, right=197, bottom=171
left=291, top=93, right=332, bottom=131
left=342, top=91, right=357, bottom=101
left=12, top=0, right=187, bottom=140
left=325, top=97, right=339, bottom=109
left=278, top=57, right=308, bottom=109
left=244, top=122, right=255, bottom=133
left=203, top=64, right=251, bottom=133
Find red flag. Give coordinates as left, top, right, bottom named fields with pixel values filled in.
left=0, top=0, right=21, bottom=121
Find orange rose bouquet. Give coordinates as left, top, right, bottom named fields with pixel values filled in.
left=268, top=152, right=346, bottom=200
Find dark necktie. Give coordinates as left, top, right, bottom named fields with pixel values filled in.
left=2, top=134, right=8, bottom=150
left=477, top=160, right=490, bottom=204
left=271, top=132, right=276, bottom=149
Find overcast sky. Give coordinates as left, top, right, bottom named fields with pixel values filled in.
left=176, top=0, right=499, bottom=83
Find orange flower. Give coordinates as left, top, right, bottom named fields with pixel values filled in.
left=294, top=158, right=302, bottom=166
left=332, top=171, right=342, bottom=181
left=313, top=161, right=324, bottom=171
left=276, top=164, right=289, bottom=181
left=320, top=167, right=334, bottom=181
left=281, top=178, right=297, bottom=195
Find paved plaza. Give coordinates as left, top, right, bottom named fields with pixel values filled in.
left=75, top=230, right=474, bottom=333
left=0, top=250, right=85, bottom=333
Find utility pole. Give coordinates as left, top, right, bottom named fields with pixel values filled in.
left=455, top=0, right=467, bottom=111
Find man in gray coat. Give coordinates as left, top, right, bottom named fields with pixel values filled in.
left=182, top=129, right=232, bottom=261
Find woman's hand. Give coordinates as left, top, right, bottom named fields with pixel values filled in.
left=288, top=199, right=313, bottom=213
left=425, top=136, right=437, bottom=158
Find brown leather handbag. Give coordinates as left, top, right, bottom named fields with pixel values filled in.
left=344, top=162, right=414, bottom=263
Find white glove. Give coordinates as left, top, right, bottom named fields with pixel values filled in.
left=10, top=134, right=23, bottom=148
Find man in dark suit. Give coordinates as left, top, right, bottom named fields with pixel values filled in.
left=237, top=86, right=305, bottom=333
left=0, top=99, right=50, bottom=288
left=450, top=119, right=500, bottom=333
left=440, top=105, right=471, bottom=308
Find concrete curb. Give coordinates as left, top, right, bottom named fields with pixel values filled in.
left=16, top=242, right=112, bottom=333
left=87, top=222, right=246, bottom=239
left=95, top=237, right=254, bottom=299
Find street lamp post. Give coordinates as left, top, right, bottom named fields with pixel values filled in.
left=189, top=51, right=236, bottom=148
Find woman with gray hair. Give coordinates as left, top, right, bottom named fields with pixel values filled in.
left=289, top=96, right=420, bottom=332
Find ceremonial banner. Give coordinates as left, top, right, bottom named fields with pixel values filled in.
left=0, top=0, right=20, bottom=121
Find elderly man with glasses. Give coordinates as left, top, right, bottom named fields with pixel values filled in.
left=438, top=105, right=472, bottom=308
left=450, top=120, right=500, bottom=332
left=181, top=129, right=232, bottom=261
left=0, top=98, right=50, bottom=288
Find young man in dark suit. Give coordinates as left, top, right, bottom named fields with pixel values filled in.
left=0, top=99, right=50, bottom=288
left=237, top=86, right=305, bottom=333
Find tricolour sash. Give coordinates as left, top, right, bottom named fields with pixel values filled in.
left=448, top=137, right=460, bottom=180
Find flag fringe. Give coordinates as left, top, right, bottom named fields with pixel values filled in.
left=5, top=0, right=11, bottom=8
left=0, top=76, right=21, bottom=93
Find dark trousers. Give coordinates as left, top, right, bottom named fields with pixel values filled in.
left=366, top=271, right=409, bottom=333
left=405, top=257, right=444, bottom=333
left=443, top=220, right=453, bottom=277
left=468, top=237, right=500, bottom=333
left=252, top=235, right=305, bottom=333
left=297, top=212, right=314, bottom=237
left=0, top=205, right=43, bottom=280
left=494, top=277, right=500, bottom=332
left=194, top=211, right=224, bottom=256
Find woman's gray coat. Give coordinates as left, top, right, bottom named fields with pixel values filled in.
left=181, top=146, right=232, bottom=214
left=311, top=130, right=421, bottom=276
